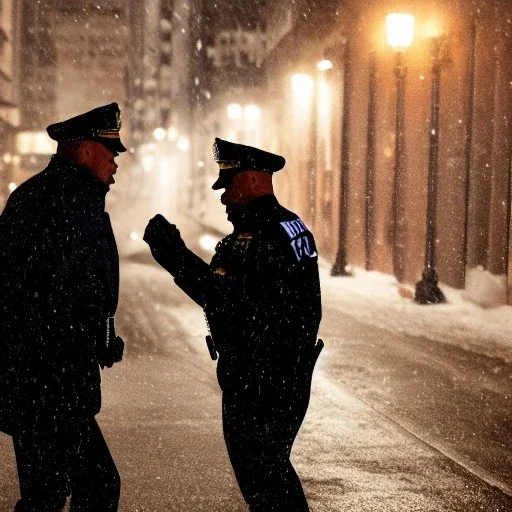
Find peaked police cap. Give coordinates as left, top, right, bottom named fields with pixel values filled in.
left=46, top=102, right=127, bottom=153
left=212, top=138, right=285, bottom=190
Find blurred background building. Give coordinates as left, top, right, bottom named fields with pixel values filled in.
left=0, top=0, right=20, bottom=207
left=13, top=0, right=127, bottom=190
left=1, top=0, right=511, bottom=305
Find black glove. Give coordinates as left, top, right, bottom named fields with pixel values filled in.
left=144, top=214, right=186, bottom=274
left=99, top=335, right=124, bottom=369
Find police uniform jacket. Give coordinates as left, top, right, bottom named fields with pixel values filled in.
left=0, top=155, right=119, bottom=428
left=172, top=194, right=322, bottom=392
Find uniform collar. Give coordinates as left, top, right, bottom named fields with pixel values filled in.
left=50, top=154, right=110, bottom=204
left=228, top=194, right=279, bottom=229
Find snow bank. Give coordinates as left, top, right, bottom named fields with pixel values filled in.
left=320, top=264, right=512, bottom=363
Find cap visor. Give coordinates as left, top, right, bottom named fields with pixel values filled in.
left=98, top=137, right=127, bottom=154
left=212, top=177, right=226, bottom=190
left=212, top=168, right=240, bottom=190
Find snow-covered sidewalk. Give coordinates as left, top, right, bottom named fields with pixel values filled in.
left=319, top=264, right=512, bottom=364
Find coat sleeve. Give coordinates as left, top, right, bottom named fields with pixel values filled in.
left=171, top=247, right=213, bottom=308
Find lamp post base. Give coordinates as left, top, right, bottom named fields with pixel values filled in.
left=414, top=268, right=446, bottom=304
left=331, top=255, right=352, bottom=277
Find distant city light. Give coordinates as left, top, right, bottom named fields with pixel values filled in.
left=291, top=73, right=314, bottom=99
left=8, top=182, right=17, bottom=192
left=167, top=127, right=179, bottom=141
left=424, top=18, right=443, bottom=39
left=153, top=127, right=167, bottom=141
left=141, top=154, right=155, bottom=172
left=317, top=59, right=333, bottom=71
left=227, top=103, right=242, bottom=120
left=243, top=105, right=261, bottom=122
left=199, top=234, right=219, bottom=253
left=386, top=13, right=415, bottom=51
left=177, top=136, right=190, bottom=152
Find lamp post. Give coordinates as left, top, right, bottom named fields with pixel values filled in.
left=386, top=13, right=415, bottom=283
left=365, top=50, right=377, bottom=270
left=414, top=33, right=447, bottom=304
left=331, top=43, right=352, bottom=276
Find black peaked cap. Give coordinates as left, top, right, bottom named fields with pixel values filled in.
left=46, top=102, right=126, bottom=153
left=212, top=138, right=285, bottom=190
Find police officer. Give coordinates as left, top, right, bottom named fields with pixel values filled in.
left=144, top=138, right=323, bottom=511
left=0, top=103, right=125, bottom=511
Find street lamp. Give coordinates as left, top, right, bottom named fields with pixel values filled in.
left=386, top=13, right=415, bottom=283
left=291, top=73, right=316, bottom=224
left=317, top=59, right=333, bottom=72
left=312, top=59, right=334, bottom=232
left=414, top=31, right=448, bottom=304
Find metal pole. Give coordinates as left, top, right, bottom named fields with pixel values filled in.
left=462, top=20, right=477, bottom=284
left=392, top=51, right=406, bottom=283
left=365, top=50, right=377, bottom=270
left=331, top=43, right=351, bottom=276
left=308, top=74, right=318, bottom=227
left=415, top=38, right=446, bottom=304
left=507, top=155, right=512, bottom=305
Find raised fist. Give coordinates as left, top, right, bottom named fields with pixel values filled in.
left=143, top=214, right=185, bottom=253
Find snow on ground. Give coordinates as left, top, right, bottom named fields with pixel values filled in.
left=320, top=263, right=512, bottom=363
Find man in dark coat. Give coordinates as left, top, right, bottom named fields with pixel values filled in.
left=144, top=138, right=323, bottom=511
left=0, top=103, right=125, bottom=511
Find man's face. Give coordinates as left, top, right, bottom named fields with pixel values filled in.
left=220, top=171, right=252, bottom=214
left=81, top=140, right=119, bottom=185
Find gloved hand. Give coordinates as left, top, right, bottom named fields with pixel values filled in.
left=144, top=214, right=186, bottom=274
left=99, top=335, right=124, bottom=369
left=144, top=214, right=186, bottom=251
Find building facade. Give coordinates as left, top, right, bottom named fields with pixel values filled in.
left=50, top=1, right=128, bottom=122
left=263, top=0, right=512, bottom=303
left=11, top=0, right=128, bottom=192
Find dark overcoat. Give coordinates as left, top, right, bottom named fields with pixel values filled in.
left=172, top=194, right=322, bottom=392
left=0, top=155, right=119, bottom=434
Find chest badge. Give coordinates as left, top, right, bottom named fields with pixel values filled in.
left=233, top=232, right=252, bottom=252
left=214, top=267, right=226, bottom=275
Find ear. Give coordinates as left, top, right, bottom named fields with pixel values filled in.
left=78, top=140, right=93, bottom=161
